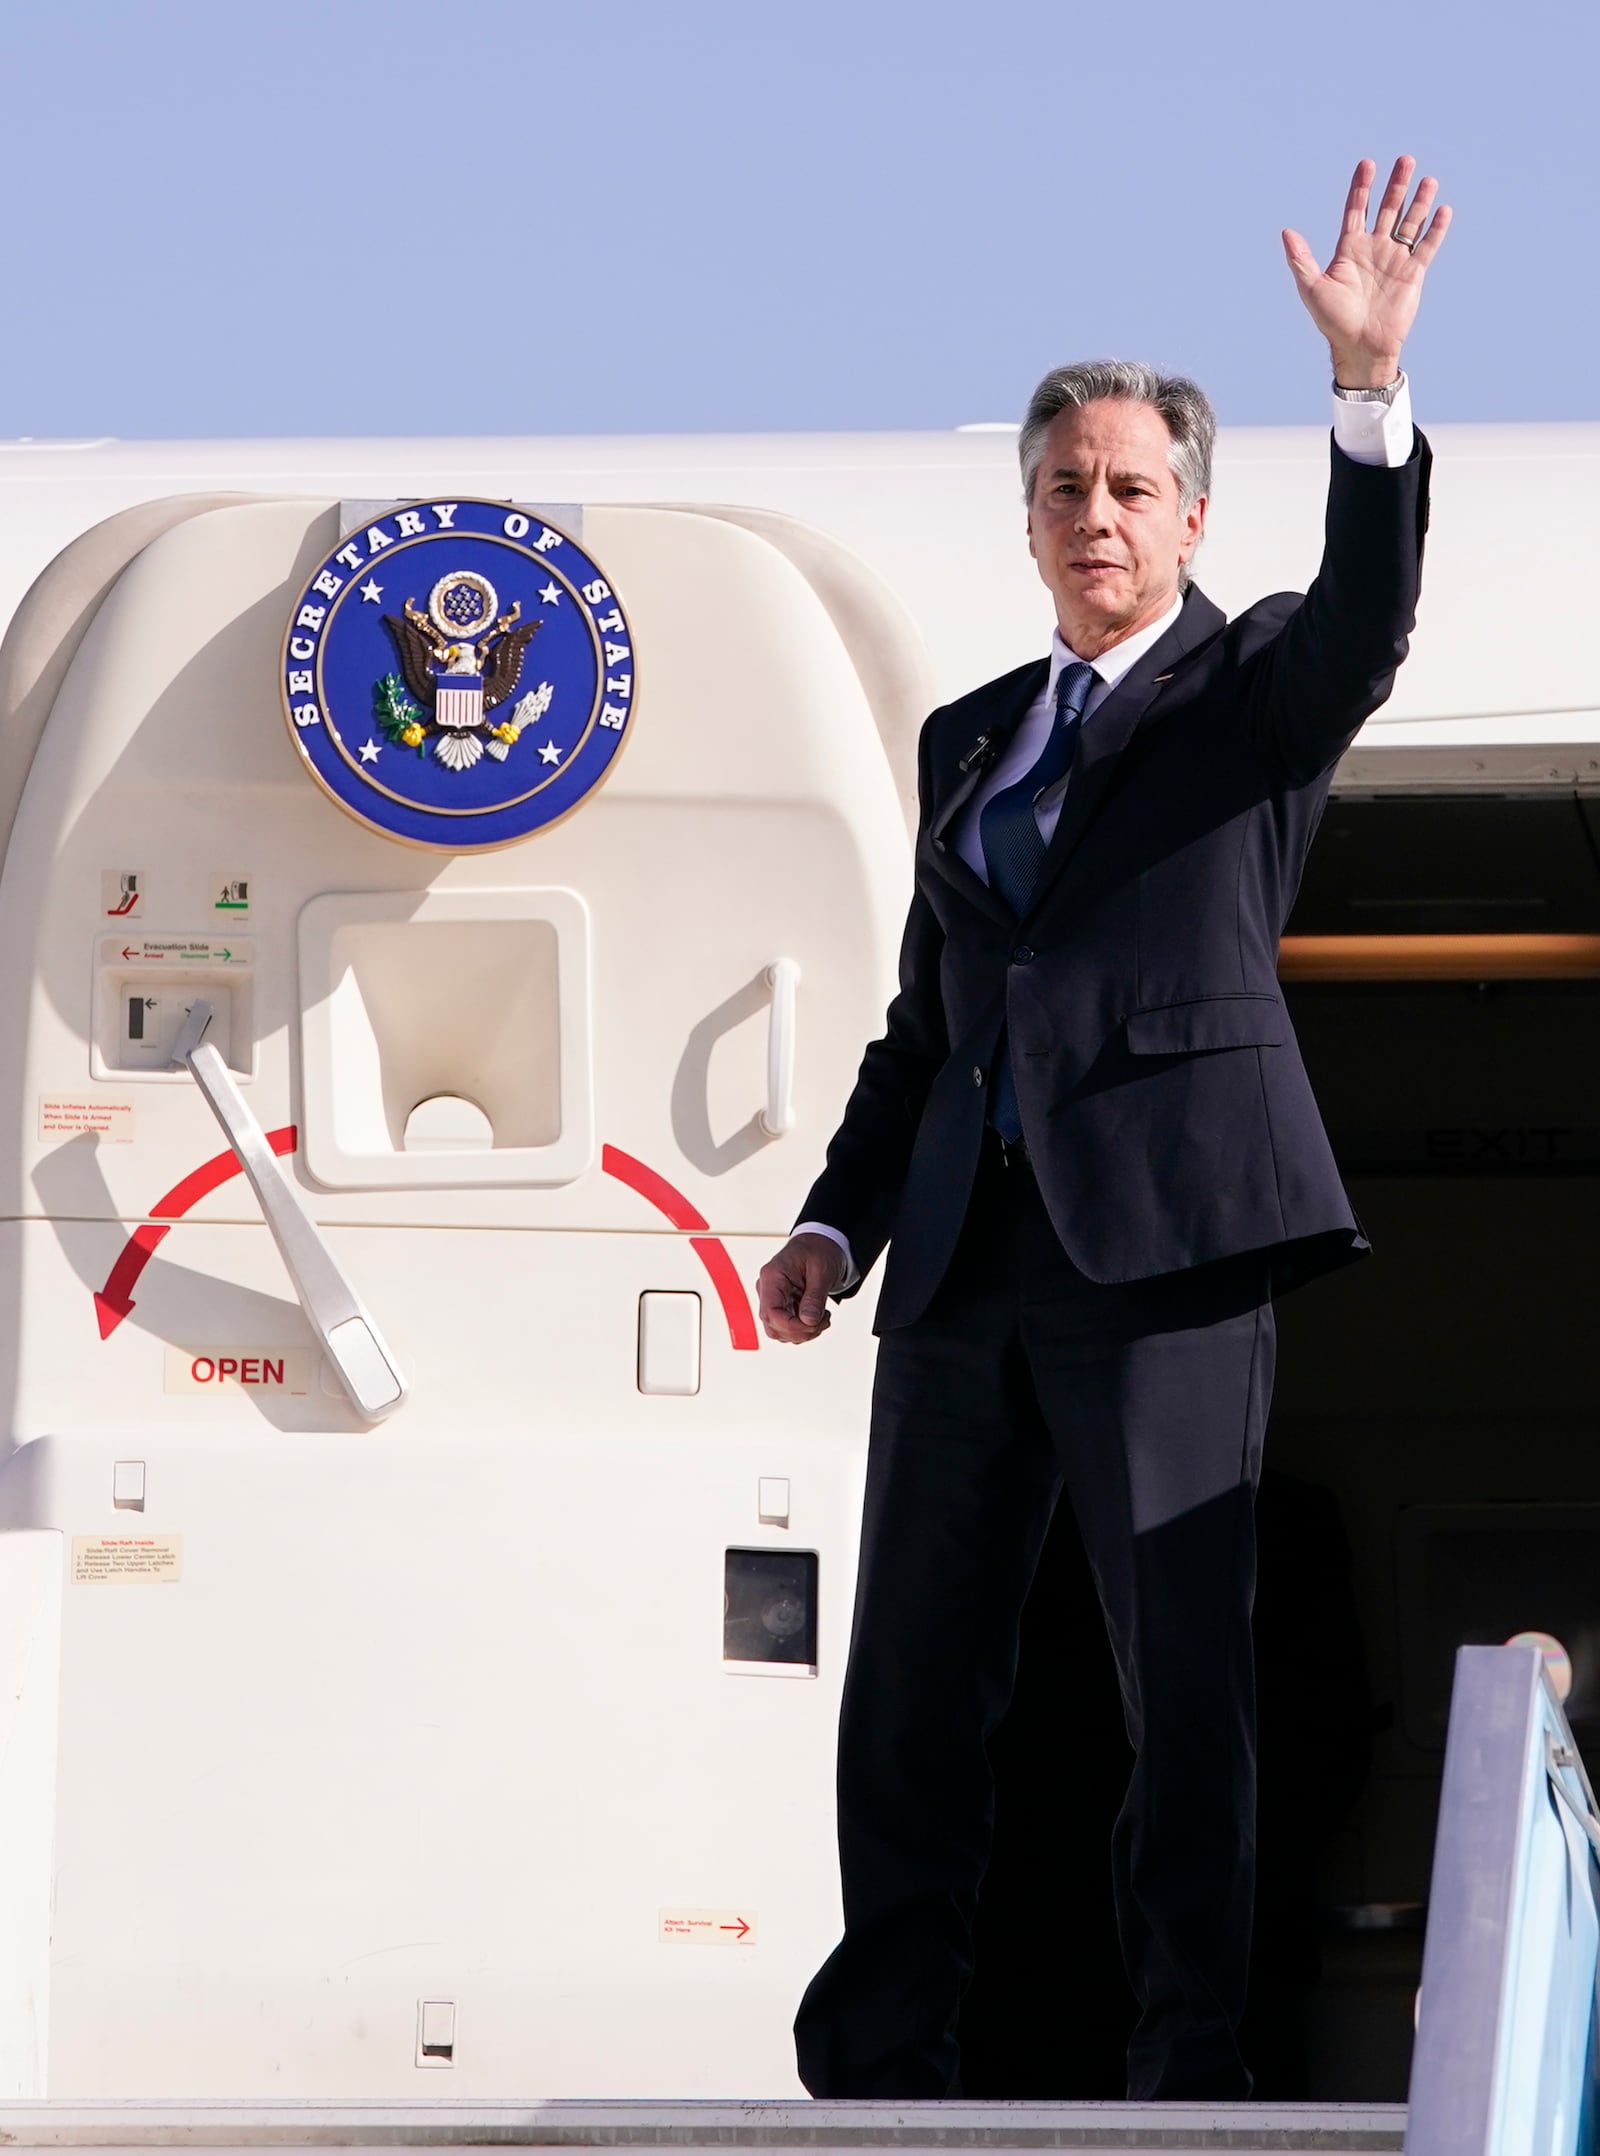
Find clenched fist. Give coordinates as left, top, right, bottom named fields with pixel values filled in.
left=758, top=1233, right=847, bottom=1345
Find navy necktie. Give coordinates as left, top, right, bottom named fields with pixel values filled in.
left=980, top=659, right=1097, bottom=1141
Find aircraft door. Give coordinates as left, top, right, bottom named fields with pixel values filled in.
left=0, top=490, right=917, bottom=2098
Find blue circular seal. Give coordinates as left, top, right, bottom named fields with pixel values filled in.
left=280, top=499, right=635, bottom=850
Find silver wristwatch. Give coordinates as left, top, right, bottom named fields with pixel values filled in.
left=1332, top=371, right=1406, bottom=404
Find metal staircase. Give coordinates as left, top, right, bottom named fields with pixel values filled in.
left=0, top=1647, right=1591, bottom=2156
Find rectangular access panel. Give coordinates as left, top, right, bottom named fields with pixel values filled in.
left=724, top=1549, right=818, bottom=1677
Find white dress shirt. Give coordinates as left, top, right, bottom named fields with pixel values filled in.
left=796, top=377, right=1415, bottom=1289
left=951, top=599, right=1182, bottom=875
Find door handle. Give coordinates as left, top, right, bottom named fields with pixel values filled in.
left=171, top=1000, right=407, bottom=1421
left=759, top=960, right=801, bottom=1138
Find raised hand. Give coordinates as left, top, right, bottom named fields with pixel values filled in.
left=1282, top=156, right=1451, bottom=388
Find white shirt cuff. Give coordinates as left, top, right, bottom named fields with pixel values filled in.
left=793, top=1221, right=858, bottom=1292
left=1330, top=372, right=1414, bottom=468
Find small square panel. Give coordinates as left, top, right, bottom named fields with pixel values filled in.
left=638, top=1293, right=701, bottom=1396
left=416, top=1998, right=455, bottom=2067
left=724, top=1548, right=817, bottom=1675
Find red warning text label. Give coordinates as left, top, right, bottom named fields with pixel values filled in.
left=164, top=1348, right=312, bottom=1395
left=73, top=1536, right=182, bottom=1585
left=39, top=1095, right=136, bottom=1143
left=658, top=1908, right=758, bottom=1946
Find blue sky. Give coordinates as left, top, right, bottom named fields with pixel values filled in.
left=1, top=0, right=1593, bottom=438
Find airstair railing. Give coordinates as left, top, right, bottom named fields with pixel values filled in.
left=1406, top=1644, right=1600, bottom=2156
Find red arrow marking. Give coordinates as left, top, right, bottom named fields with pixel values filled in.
left=689, top=1237, right=759, bottom=1353
left=719, top=1919, right=752, bottom=1939
left=92, top=1127, right=298, bottom=1339
left=150, top=1125, right=296, bottom=1220
left=602, top=1144, right=758, bottom=1351
left=94, top=1223, right=169, bottom=1337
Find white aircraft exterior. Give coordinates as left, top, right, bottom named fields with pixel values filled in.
left=0, top=421, right=1595, bottom=2109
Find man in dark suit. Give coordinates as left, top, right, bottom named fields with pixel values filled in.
left=757, top=157, right=1450, bottom=2101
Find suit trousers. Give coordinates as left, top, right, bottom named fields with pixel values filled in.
left=793, top=1139, right=1276, bottom=2101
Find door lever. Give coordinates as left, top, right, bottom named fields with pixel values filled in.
left=170, top=1000, right=407, bottom=1421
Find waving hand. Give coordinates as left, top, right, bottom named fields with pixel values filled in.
left=1283, top=156, right=1451, bottom=388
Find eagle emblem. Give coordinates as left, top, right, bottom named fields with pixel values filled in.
left=281, top=497, right=635, bottom=852
left=379, top=569, right=552, bottom=771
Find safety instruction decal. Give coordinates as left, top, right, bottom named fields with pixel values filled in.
left=108, top=936, right=250, bottom=965
left=102, top=870, right=143, bottom=919
left=659, top=1908, right=758, bottom=1946
left=210, top=873, right=251, bottom=916
left=40, top=1095, right=135, bottom=1143
left=72, top=1535, right=182, bottom=1585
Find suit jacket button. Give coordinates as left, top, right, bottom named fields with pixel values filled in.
left=972, top=1066, right=984, bottom=1087
left=1012, top=944, right=1034, bottom=964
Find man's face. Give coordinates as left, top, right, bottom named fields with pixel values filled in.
left=1027, top=399, right=1206, bottom=658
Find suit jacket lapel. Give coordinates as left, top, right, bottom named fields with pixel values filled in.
left=1031, top=588, right=1226, bottom=906
left=927, top=660, right=1046, bottom=925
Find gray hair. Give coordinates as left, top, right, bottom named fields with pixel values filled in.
left=1018, top=360, right=1216, bottom=587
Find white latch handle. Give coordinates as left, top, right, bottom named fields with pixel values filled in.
left=171, top=1001, right=407, bottom=1421
left=760, top=959, right=801, bottom=1138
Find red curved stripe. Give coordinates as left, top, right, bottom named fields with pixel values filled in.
left=601, top=1143, right=758, bottom=1351
left=151, top=1125, right=298, bottom=1220
left=600, top=1144, right=709, bottom=1230
left=689, top=1236, right=761, bottom=1353
left=94, top=1126, right=301, bottom=1337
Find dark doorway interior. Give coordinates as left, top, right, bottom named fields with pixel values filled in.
left=960, top=793, right=1600, bottom=2100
